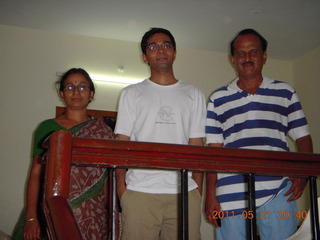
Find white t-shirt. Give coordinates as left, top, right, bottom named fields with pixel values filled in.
left=115, top=79, right=206, bottom=193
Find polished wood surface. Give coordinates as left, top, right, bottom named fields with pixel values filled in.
left=44, top=130, right=320, bottom=239
left=43, top=130, right=82, bottom=239
left=69, top=136, right=319, bottom=177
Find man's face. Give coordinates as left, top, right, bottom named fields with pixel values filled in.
left=142, top=33, right=176, bottom=70
left=230, top=34, right=267, bottom=79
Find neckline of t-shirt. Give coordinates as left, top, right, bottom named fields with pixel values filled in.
left=146, top=78, right=182, bottom=87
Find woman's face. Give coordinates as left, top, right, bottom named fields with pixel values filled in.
left=59, top=73, right=94, bottom=110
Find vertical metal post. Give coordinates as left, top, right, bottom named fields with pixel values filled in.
left=181, top=169, right=189, bottom=240
left=247, top=173, right=257, bottom=240
left=309, top=176, right=319, bottom=240
left=111, top=167, right=117, bottom=240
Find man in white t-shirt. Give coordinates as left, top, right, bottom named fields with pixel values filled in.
left=115, top=28, right=206, bottom=239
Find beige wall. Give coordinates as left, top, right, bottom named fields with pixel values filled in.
left=0, top=24, right=318, bottom=238
left=292, top=47, right=320, bottom=215
left=293, top=46, right=320, bottom=152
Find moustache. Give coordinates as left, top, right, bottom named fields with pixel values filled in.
left=242, top=61, right=254, bottom=65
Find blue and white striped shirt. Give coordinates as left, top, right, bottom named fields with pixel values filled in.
left=206, top=77, right=310, bottom=215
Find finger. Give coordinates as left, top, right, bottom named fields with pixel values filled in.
left=284, top=184, right=296, bottom=196
left=284, top=189, right=293, bottom=196
left=205, top=211, right=213, bottom=221
left=209, top=214, right=220, bottom=228
left=287, top=191, right=302, bottom=202
left=24, top=233, right=30, bottom=240
left=212, top=219, right=220, bottom=228
left=207, top=215, right=219, bottom=228
left=30, top=233, right=36, bottom=240
left=36, top=228, right=41, bottom=239
left=206, top=213, right=213, bottom=223
left=287, top=194, right=296, bottom=202
left=31, top=226, right=40, bottom=240
left=207, top=216, right=216, bottom=226
left=206, top=211, right=218, bottom=226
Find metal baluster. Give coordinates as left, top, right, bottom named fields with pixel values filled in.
left=111, top=167, right=117, bottom=240
left=310, top=176, right=319, bottom=240
left=181, top=169, right=189, bottom=240
left=247, top=173, right=257, bottom=240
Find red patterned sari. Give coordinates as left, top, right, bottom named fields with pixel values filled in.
left=68, top=119, right=115, bottom=240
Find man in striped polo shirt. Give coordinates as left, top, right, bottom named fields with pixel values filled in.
left=205, top=29, right=313, bottom=240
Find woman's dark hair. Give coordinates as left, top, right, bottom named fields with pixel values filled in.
left=58, top=68, right=95, bottom=93
left=230, top=28, right=268, bottom=56
left=141, top=27, right=176, bottom=54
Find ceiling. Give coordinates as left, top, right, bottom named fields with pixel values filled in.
left=1, top=0, right=320, bottom=61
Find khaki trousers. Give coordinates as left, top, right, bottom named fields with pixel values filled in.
left=120, top=189, right=202, bottom=240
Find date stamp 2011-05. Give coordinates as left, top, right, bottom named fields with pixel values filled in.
left=212, top=210, right=308, bottom=220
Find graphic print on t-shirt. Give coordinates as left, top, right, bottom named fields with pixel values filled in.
left=156, top=106, right=176, bottom=124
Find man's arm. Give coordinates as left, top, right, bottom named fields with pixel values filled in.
left=205, top=143, right=223, bottom=227
left=189, top=137, right=204, bottom=195
left=205, top=173, right=220, bottom=227
left=115, top=134, right=130, bottom=199
left=296, top=135, right=313, bottom=153
left=285, top=135, right=313, bottom=201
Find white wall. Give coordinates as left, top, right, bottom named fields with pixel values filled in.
left=1, top=24, right=316, bottom=239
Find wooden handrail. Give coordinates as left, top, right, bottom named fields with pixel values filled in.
left=43, top=130, right=320, bottom=239
left=43, top=130, right=83, bottom=239
left=71, top=136, right=319, bottom=177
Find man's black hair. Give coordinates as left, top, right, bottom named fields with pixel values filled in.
left=141, top=28, right=176, bottom=54
left=230, top=28, right=268, bottom=55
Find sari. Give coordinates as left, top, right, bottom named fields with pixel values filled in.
left=12, top=118, right=115, bottom=240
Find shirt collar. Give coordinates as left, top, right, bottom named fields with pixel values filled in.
left=228, top=76, right=274, bottom=92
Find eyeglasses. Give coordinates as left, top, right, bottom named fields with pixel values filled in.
left=235, top=49, right=260, bottom=57
left=63, top=85, right=90, bottom=92
left=147, top=43, right=173, bottom=51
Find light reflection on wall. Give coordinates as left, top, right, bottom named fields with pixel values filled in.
left=91, top=74, right=142, bottom=85
left=56, top=71, right=142, bottom=85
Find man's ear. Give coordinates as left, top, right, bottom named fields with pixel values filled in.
left=59, top=91, right=64, bottom=99
left=263, top=51, right=267, bottom=64
left=142, top=53, right=148, bottom=64
left=229, top=54, right=235, bottom=65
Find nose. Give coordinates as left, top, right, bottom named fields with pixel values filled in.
left=73, top=86, right=80, bottom=94
left=244, top=52, right=251, bottom=62
left=157, top=46, right=165, bottom=54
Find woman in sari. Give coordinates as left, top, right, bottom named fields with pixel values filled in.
left=13, top=68, right=114, bottom=240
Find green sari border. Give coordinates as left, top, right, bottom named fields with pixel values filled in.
left=69, top=169, right=108, bottom=209
left=69, top=118, right=94, bottom=134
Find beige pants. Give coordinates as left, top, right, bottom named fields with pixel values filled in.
left=120, top=189, right=202, bottom=240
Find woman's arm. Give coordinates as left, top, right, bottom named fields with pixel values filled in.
left=24, top=155, right=42, bottom=240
